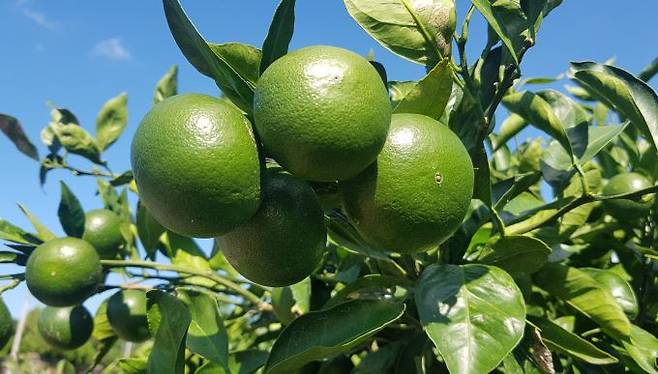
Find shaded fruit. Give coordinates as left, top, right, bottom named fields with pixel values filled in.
left=310, top=181, right=342, bottom=211
left=26, top=237, right=103, bottom=306
left=38, top=305, right=93, bottom=350
left=131, top=93, right=261, bottom=238
left=0, top=297, right=13, bottom=349
left=217, top=170, right=326, bottom=287
left=107, top=289, right=150, bottom=342
left=254, top=45, right=391, bottom=182
left=342, top=113, right=474, bottom=253
left=82, top=208, right=124, bottom=259
left=602, top=172, right=655, bottom=220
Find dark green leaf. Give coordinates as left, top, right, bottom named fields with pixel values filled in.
left=260, top=0, right=296, bottom=74
left=344, top=0, right=455, bottom=66
left=472, top=145, right=492, bottom=207
left=51, top=122, right=103, bottom=164
left=89, top=300, right=118, bottom=372
left=493, top=172, right=542, bottom=211
left=529, top=317, right=618, bottom=365
left=57, top=181, right=85, bottom=238
left=471, top=0, right=526, bottom=65
left=353, top=342, right=402, bottom=373
left=207, top=42, right=262, bottom=102
left=621, top=324, right=658, bottom=374
left=0, top=252, right=19, bottom=264
left=154, top=65, right=178, bottom=104
left=96, top=92, right=128, bottom=151
left=116, top=358, right=147, bottom=374
left=416, top=264, right=526, bottom=374
left=179, top=289, right=229, bottom=370
left=480, top=235, right=550, bottom=275
left=196, top=350, right=269, bottom=374
left=393, top=59, right=452, bottom=119
left=163, top=0, right=257, bottom=113
left=263, top=299, right=405, bottom=374
left=17, top=203, right=56, bottom=241
left=136, top=202, right=165, bottom=260
left=569, top=62, right=658, bottom=150
left=533, top=264, right=631, bottom=340
left=146, top=290, right=191, bottom=374
left=0, top=219, right=40, bottom=245
left=324, top=274, right=406, bottom=309
left=97, top=179, right=121, bottom=212
left=580, top=268, right=639, bottom=319
left=0, top=114, right=38, bottom=160
left=110, top=170, right=134, bottom=186
left=491, top=113, right=527, bottom=152
left=638, top=57, right=658, bottom=83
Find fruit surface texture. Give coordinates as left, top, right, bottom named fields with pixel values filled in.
left=82, top=208, right=124, bottom=259
left=131, top=93, right=261, bottom=238
left=254, top=45, right=391, bottom=182
left=218, top=170, right=326, bottom=287
left=26, top=237, right=103, bottom=306
left=107, top=289, right=150, bottom=342
left=602, top=172, right=655, bottom=219
left=342, top=113, right=474, bottom=253
left=38, top=305, right=93, bottom=350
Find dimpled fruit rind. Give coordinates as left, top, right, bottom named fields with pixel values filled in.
left=26, top=237, right=103, bottom=307
left=602, top=172, right=655, bottom=220
left=217, top=170, right=326, bottom=287
left=82, top=208, right=124, bottom=259
left=254, top=45, right=392, bottom=182
left=107, top=289, right=150, bottom=343
left=38, top=305, right=94, bottom=350
left=342, top=113, right=474, bottom=253
left=131, top=93, right=261, bottom=238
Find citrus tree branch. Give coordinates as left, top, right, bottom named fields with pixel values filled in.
left=101, top=259, right=272, bottom=311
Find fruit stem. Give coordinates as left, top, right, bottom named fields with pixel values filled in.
left=100, top=259, right=272, bottom=312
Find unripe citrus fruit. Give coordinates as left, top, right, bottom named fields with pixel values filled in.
left=131, top=93, right=261, bottom=238
left=0, top=297, right=12, bottom=349
left=26, top=237, right=103, bottom=306
left=254, top=45, right=391, bottom=182
left=82, top=208, right=123, bottom=259
left=38, top=305, right=93, bottom=350
left=342, top=113, right=473, bottom=253
left=602, top=172, right=655, bottom=220
left=217, top=170, right=326, bottom=287
left=107, top=289, right=150, bottom=342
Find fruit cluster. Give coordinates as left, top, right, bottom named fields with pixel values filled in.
left=131, top=45, right=475, bottom=287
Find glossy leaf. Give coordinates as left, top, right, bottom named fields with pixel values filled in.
left=324, top=274, right=406, bottom=309
left=163, top=0, right=256, bottom=113
left=207, top=42, right=262, bottom=99
left=146, top=290, right=191, bottom=374
left=569, top=62, right=658, bottom=150
left=343, top=0, right=455, bottom=66
left=622, top=324, right=658, bottom=374
left=260, top=0, right=295, bottom=74
left=197, top=350, right=269, bottom=374
left=96, top=92, right=128, bottom=151
left=17, top=203, right=56, bottom=241
left=109, top=170, right=134, bottom=187
left=136, top=202, right=165, bottom=260
left=51, top=122, right=103, bottom=164
left=502, top=91, right=572, bottom=156
left=416, top=264, right=526, bottom=374
left=388, top=80, right=417, bottom=108
left=179, top=289, right=229, bottom=370
left=471, top=0, right=524, bottom=65
left=393, top=59, right=452, bottom=119
left=491, top=113, right=526, bottom=151
left=581, top=267, right=639, bottom=319
left=0, top=219, right=40, bottom=245
left=154, top=65, right=178, bottom=104
left=0, top=114, right=38, bottom=160
left=533, top=263, right=631, bottom=340
left=263, top=299, right=405, bottom=373
left=57, top=181, right=85, bottom=238
left=480, top=235, right=551, bottom=275
left=638, top=57, right=658, bottom=82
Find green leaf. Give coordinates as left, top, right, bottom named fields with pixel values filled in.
left=569, top=62, right=658, bottom=150
left=479, top=235, right=551, bottom=275
left=96, top=92, right=128, bottom=151
left=581, top=267, right=639, bottom=319
left=343, top=0, right=455, bottom=66
left=154, top=65, right=178, bottom=104
left=472, top=144, right=493, bottom=207
left=263, top=299, right=405, bottom=374
left=493, top=172, right=542, bottom=211
left=51, top=122, right=103, bottom=164
left=392, top=59, right=452, bottom=119
left=638, top=57, right=658, bottom=82
left=528, top=317, right=618, bottom=365
left=116, top=358, right=147, bottom=374
left=579, top=123, right=629, bottom=164
left=57, top=181, right=85, bottom=238
left=164, top=232, right=213, bottom=287
left=324, top=274, right=406, bottom=309
left=533, top=263, right=631, bottom=340
left=502, top=91, right=572, bottom=155
left=0, top=114, right=38, bottom=160
left=179, top=289, right=229, bottom=370
left=471, top=0, right=524, bottom=65
left=0, top=219, right=40, bottom=245
left=622, top=324, right=658, bottom=374
left=89, top=300, right=118, bottom=372
left=136, top=202, right=165, bottom=260
left=492, top=113, right=527, bottom=152
left=289, top=276, right=311, bottom=314
left=109, top=170, right=134, bottom=187
left=196, top=350, right=269, bottom=374
left=260, top=0, right=296, bottom=74
left=146, top=290, right=191, bottom=374
left=415, top=264, right=526, bottom=374
left=388, top=81, right=417, bottom=108
left=97, top=179, right=121, bottom=213
left=416, top=264, right=526, bottom=373
left=17, top=203, right=56, bottom=241
left=162, top=0, right=257, bottom=113
left=207, top=42, right=262, bottom=99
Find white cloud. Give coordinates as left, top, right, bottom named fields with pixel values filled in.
left=22, top=8, right=57, bottom=29
left=92, top=38, right=132, bottom=61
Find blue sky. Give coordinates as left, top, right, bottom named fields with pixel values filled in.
left=1, top=1, right=657, bottom=317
